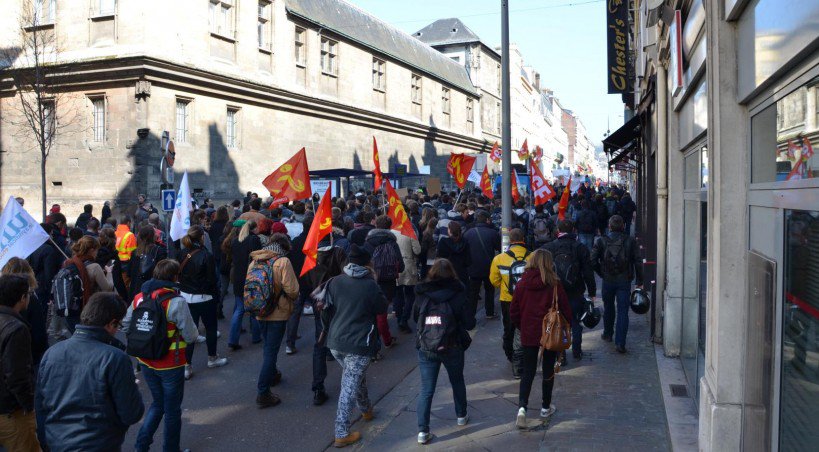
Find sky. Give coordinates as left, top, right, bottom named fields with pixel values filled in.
left=347, top=0, right=626, bottom=146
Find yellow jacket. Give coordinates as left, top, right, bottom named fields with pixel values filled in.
left=489, top=243, right=531, bottom=302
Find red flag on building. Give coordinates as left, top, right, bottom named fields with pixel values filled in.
left=489, top=141, right=502, bottom=163
left=262, top=148, right=312, bottom=207
left=480, top=166, right=494, bottom=199
left=533, top=145, right=543, bottom=162
left=557, top=175, right=571, bottom=221
left=300, top=186, right=333, bottom=276
left=529, top=163, right=556, bottom=206
left=511, top=171, right=521, bottom=204
left=447, top=153, right=477, bottom=189
left=516, top=139, right=529, bottom=161
left=373, top=136, right=383, bottom=190
left=385, top=180, right=417, bottom=240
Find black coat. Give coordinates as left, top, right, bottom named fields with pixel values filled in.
left=28, top=241, right=62, bottom=306
left=364, top=229, right=405, bottom=280
left=435, top=237, right=471, bottom=286
left=35, top=326, right=144, bottom=451
left=463, top=223, right=500, bottom=278
left=96, top=246, right=128, bottom=301
left=591, top=232, right=643, bottom=285
left=209, top=220, right=228, bottom=266
left=542, top=235, right=596, bottom=298
left=348, top=224, right=375, bottom=247
left=413, top=278, right=475, bottom=350
left=0, top=307, right=34, bottom=414
left=231, top=234, right=262, bottom=297
left=179, top=244, right=218, bottom=298
left=127, top=245, right=168, bottom=300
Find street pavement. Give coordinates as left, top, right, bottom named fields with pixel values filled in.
left=120, top=294, right=671, bottom=451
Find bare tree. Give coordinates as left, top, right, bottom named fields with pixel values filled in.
left=1, top=0, right=79, bottom=221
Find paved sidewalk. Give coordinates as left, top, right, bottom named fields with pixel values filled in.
left=341, top=305, right=672, bottom=451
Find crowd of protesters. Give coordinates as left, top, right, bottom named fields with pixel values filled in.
left=0, top=179, right=643, bottom=450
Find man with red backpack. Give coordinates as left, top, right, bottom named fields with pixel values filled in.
left=363, top=215, right=404, bottom=349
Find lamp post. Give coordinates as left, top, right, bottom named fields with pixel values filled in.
left=500, top=0, right=512, bottom=250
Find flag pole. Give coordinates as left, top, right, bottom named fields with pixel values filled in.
left=49, top=237, right=70, bottom=260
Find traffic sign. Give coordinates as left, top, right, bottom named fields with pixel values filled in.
left=161, top=189, right=177, bottom=212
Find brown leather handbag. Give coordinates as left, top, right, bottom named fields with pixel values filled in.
left=540, top=285, right=572, bottom=352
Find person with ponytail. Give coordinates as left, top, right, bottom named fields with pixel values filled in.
left=64, top=236, right=114, bottom=332
left=228, top=220, right=262, bottom=350
left=435, top=221, right=471, bottom=288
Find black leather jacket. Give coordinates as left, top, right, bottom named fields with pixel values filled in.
left=178, top=244, right=218, bottom=298
left=0, top=307, right=34, bottom=414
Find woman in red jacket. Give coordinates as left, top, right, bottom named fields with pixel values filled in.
left=510, top=249, right=571, bottom=428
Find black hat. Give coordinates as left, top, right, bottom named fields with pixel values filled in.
left=348, top=244, right=371, bottom=266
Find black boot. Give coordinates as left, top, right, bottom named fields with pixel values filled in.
left=313, top=390, right=329, bottom=406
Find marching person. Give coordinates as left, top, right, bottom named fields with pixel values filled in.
left=128, top=226, right=167, bottom=300
left=392, top=220, right=422, bottom=334
left=64, top=236, right=115, bottom=332
left=1, top=259, right=48, bottom=366
left=363, top=215, right=403, bottom=348
left=435, top=221, right=471, bottom=289
left=510, top=249, right=571, bottom=428
left=413, top=259, right=476, bottom=444
left=463, top=211, right=501, bottom=319
left=489, top=228, right=530, bottom=377
left=228, top=220, right=263, bottom=350
left=591, top=215, right=643, bottom=353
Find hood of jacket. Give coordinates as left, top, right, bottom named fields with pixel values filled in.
left=445, top=237, right=468, bottom=254
left=343, top=263, right=372, bottom=278
left=250, top=242, right=286, bottom=261
left=415, top=278, right=464, bottom=301
left=518, top=268, right=546, bottom=290
left=365, top=228, right=396, bottom=246
left=140, top=279, right=179, bottom=296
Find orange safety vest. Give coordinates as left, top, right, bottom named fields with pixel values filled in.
left=115, top=225, right=137, bottom=262
left=132, top=288, right=187, bottom=370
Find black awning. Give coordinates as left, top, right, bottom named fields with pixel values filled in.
left=309, top=168, right=372, bottom=178
left=603, top=115, right=641, bottom=154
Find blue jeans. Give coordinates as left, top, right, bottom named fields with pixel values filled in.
left=331, top=350, right=372, bottom=438
left=229, top=295, right=261, bottom=346
left=286, top=293, right=306, bottom=348
left=568, top=295, right=585, bottom=352
left=393, top=285, right=415, bottom=326
left=417, top=349, right=467, bottom=433
left=136, top=366, right=185, bottom=452
left=578, top=233, right=595, bottom=252
left=257, top=320, right=287, bottom=395
left=602, top=281, right=632, bottom=347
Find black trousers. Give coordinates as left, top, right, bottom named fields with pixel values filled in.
left=518, top=346, right=557, bottom=410
left=185, top=300, right=218, bottom=363
left=468, top=277, right=496, bottom=317
left=501, top=302, right=514, bottom=360
left=312, top=310, right=329, bottom=392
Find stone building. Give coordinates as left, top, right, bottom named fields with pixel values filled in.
left=0, top=0, right=486, bottom=220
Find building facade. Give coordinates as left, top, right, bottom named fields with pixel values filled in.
left=0, top=0, right=486, bottom=219
left=609, top=0, right=819, bottom=449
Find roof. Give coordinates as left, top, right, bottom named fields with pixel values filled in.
left=285, top=1, right=477, bottom=95
left=413, top=18, right=501, bottom=59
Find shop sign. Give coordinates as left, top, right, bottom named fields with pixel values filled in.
left=606, top=0, right=630, bottom=94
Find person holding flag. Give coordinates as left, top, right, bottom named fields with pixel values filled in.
left=384, top=181, right=420, bottom=333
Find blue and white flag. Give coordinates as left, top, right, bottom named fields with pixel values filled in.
left=170, top=171, right=192, bottom=241
left=467, top=170, right=481, bottom=185
left=0, top=196, right=49, bottom=268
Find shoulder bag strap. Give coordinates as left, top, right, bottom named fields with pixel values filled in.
left=179, top=249, right=202, bottom=274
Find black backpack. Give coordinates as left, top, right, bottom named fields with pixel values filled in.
left=126, top=292, right=177, bottom=360
left=136, top=247, right=160, bottom=281
left=506, top=250, right=529, bottom=295
left=577, top=210, right=596, bottom=234
left=602, top=236, right=629, bottom=276
left=417, top=298, right=457, bottom=353
left=552, top=242, right=580, bottom=289
left=532, top=217, right=553, bottom=243
left=372, top=242, right=401, bottom=282
left=51, top=263, right=84, bottom=317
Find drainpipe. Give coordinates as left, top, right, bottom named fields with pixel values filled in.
left=654, top=54, right=668, bottom=343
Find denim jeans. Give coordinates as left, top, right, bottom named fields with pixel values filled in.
left=393, top=285, right=415, bottom=326
left=416, top=349, right=467, bottom=433
left=602, top=280, right=632, bottom=347
left=229, top=295, right=261, bottom=346
left=578, top=233, right=595, bottom=252
left=568, top=295, right=585, bottom=352
left=257, top=320, right=287, bottom=395
left=331, top=350, right=372, bottom=438
left=468, top=277, right=495, bottom=317
left=518, top=346, right=557, bottom=410
left=312, top=312, right=329, bottom=392
left=185, top=299, right=218, bottom=364
left=286, top=293, right=307, bottom=348
left=136, top=366, right=185, bottom=452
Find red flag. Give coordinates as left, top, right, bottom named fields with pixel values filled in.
left=489, top=141, right=502, bottom=163
left=533, top=146, right=543, bottom=162
left=447, top=153, right=477, bottom=189
left=480, top=166, right=494, bottom=199
left=786, top=140, right=798, bottom=159
left=511, top=171, right=521, bottom=204
left=787, top=137, right=815, bottom=181
left=300, top=186, right=334, bottom=276
left=529, top=163, right=556, bottom=206
left=373, top=137, right=383, bottom=190
left=558, top=175, right=571, bottom=221
left=516, top=139, right=529, bottom=161
left=385, top=180, right=417, bottom=240
left=262, top=148, right=312, bottom=207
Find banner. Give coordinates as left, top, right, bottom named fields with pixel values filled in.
left=607, top=0, right=630, bottom=94
left=467, top=170, right=481, bottom=185
left=170, top=171, right=192, bottom=241
left=447, top=153, right=477, bottom=189
left=480, top=166, right=494, bottom=199
left=385, top=180, right=417, bottom=240
left=529, top=163, right=556, bottom=206
left=300, top=185, right=333, bottom=276
left=262, top=148, right=312, bottom=207
left=489, top=141, right=502, bottom=163
left=373, top=136, right=383, bottom=190
left=0, top=197, right=49, bottom=269
left=310, top=179, right=337, bottom=198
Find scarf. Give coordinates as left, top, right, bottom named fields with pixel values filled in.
left=65, top=256, right=93, bottom=305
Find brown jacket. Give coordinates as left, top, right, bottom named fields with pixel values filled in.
left=250, top=249, right=299, bottom=322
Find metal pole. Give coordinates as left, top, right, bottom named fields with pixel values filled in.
left=501, top=0, right=512, bottom=251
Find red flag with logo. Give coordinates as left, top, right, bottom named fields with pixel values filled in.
left=528, top=163, right=556, bottom=206
left=557, top=175, right=571, bottom=221
left=373, top=137, right=383, bottom=190
left=300, top=186, right=333, bottom=276
left=533, top=145, right=543, bottom=162
left=447, top=153, right=477, bottom=189
left=262, top=148, right=312, bottom=207
left=489, top=142, right=502, bottom=163
left=480, top=166, right=494, bottom=199
left=511, top=171, right=521, bottom=204
left=787, top=137, right=815, bottom=180
left=516, top=139, right=529, bottom=161
left=385, top=180, right=417, bottom=240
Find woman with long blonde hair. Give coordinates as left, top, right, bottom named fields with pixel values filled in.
left=509, top=249, right=571, bottom=428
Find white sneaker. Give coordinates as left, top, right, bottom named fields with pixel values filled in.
left=184, top=364, right=193, bottom=380
left=286, top=346, right=295, bottom=355
left=207, top=355, right=228, bottom=368
left=303, top=305, right=314, bottom=316
left=417, top=432, right=433, bottom=445
left=195, top=335, right=206, bottom=344
left=515, top=407, right=527, bottom=429
left=540, top=405, right=556, bottom=418
left=216, top=330, right=222, bottom=338
left=457, top=414, right=469, bottom=426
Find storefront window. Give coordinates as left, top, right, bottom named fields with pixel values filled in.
left=752, top=79, right=818, bottom=183
left=780, top=209, right=819, bottom=449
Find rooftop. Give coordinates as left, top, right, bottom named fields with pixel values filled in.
left=413, top=18, right=501, bottom=58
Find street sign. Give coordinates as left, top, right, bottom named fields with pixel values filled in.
left=161, top=189, right=176, bottom=212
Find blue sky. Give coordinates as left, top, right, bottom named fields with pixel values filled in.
left=347, top=0, right=626, bottom=146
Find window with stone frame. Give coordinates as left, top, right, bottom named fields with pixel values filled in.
left=466, top=98, right=474, bottom=132
left=42, top=99, right=55, bottom=143
left=209, top=0, right=235, bottom=38
left=175, top=99, right=191, bottom=143
left=495, top=100, right=502, bottom=134
left=294, top=26, right=306, bottom=66
left=442, top=87, right=451, bottom=115
left=257, top=1, right=272, bottom=50
left=97, top=0, right=116, bottom=16
left=411, top=74, right=422, bottom=105
left=372, top=58, right=386, bottom=92
left=89, top=96, right=105, bottom=142
left=320, top=37, right=338, bottom=76
left=226, top=108, right=239, bottom=148
left=32, top=0, right=55, bottom=24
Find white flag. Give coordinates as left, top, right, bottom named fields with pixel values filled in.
left=570, top=178, right=585, bottom=193
left=467, top=170, right=481, bottom=185
left=0, top=196, right=49, bottom=269
left=170, top=171, right=192, bottom=241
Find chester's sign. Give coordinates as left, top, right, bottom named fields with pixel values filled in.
left=607, top=0, right=630, bottom=94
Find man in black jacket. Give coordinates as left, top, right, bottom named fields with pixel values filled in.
left=591, top=215, right=643, bottom=353
left=347, top=211, right=375, bottom=247
left=0, top=275, right=40, bottom=452
left=36, top=293, right=144, bottom=451
left=543, top=220, right=596, bottom=360
left=363, top=215, right=404, bottom=348
left=463, top=211, right=501, bottom=318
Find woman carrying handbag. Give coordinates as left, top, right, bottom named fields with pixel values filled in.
left=510, top=249, right=572, bottom=429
